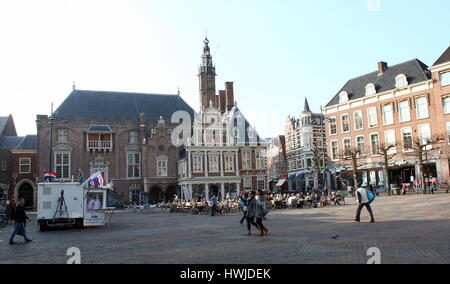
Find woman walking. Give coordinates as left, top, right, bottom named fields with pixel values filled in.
left=239, top=192, right=248, bottom=225
left=255, top=191, right=269, bottom=236
left=245, top=191, right=260, bottom=236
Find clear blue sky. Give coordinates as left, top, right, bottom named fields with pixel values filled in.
left=1, top=0, right=449, bottom=138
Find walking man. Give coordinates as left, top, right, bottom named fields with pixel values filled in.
left=354, top=183, right=375, bottom=223
left=9, top=198, right=32, bottom=245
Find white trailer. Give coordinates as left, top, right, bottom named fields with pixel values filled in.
left=37, top=182, right=107, bottom=231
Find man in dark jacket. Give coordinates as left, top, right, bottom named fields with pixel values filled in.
left=9, top=198, right=32, bottom=245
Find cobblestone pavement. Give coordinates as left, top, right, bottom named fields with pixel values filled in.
left=1, top=194, right=450, bottom=264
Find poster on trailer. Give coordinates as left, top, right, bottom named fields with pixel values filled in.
left=83, top=189, right=106, bottom=227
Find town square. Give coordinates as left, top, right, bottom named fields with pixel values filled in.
left=0, top=0, right=450, bottom=268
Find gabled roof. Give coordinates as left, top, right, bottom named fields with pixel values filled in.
left=326, top=59, right=431, bottom=108
left=0, top=117, right=8, bottom=136
left=53, top=90, right=195, bottom=122
left=0, top=135, right=37, bottom=151
left=228, top=106, right=265, bottom=145
left=0, top=136, right=23, bottom=150
left=434, top=46, right=450, bottom=66
left=15, top=135, right=37, bottom=151
left=0, top=115, right=17, bottom=137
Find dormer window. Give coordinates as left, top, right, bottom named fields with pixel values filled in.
left=339, top=91, right=349, bottom=104
left=365, top=84, right=376, bottom=96
left=395, top=74, right=408, bottom=89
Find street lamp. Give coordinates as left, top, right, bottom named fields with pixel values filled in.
left=48, top=105, right=55, bottom=176
left=320, top=106, right=328, bottom=192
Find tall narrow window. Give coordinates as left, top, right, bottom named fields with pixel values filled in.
left=443, top=96, right=450, bottom=115
left=383, top=104, right=394, bottom=125
left=19, top=158, right=31, bottom=173
left=399, top=100, right=411, bottom=122
left=419, top=124, right=432, bottom=150
left=357, top=136, right=366, bottom=156
left=343, top=138, right=351, bottom=157
left=57, top=130, right=68, bottom=143
left=1, top=161, right=6, bottom=172
left=367, top=107, right=378, bottom=128
left=208, top=155, right=219, bottom=173
left=370, top=134, right=380, bottom=155
left=446, top=122, right=450, bottom=144
left=129, top=131, right=138, bottom=144
left=441, top=71, right=450, bottom=87
left=257, top=178, right=265, bottom=191
left=192, top=155, right=203, bottom=173
left=354, top=111, right=363, bottom=130
left=157, top=156, right=168, bottom=177
left=402, top=128, right=413, bottom=151
left=244, top=178, right=252, bottom=191
left=342, top=114, right=350, bottom=132
left=224, top=154, right=235, bottom=172
left=329, top=117, right=337, bottom=135
left=255, top=150, right=265, bottom=169
left=55, top=152, right=70, bottom=179
left=385, top=130, right=397, bottom=154
left=415, top=96, right=429, bottom=119
left=331, top=141, right=339, bottom=161
left=127, top=153, right=140, bottom=178
left=242, top=152, right=251, bottom=169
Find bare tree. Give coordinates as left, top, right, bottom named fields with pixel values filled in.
left=405, top=134, right=445, bottom=194
left=340, top=146, right=365, bottom=191
left=310, top=141, right=326, bottom=188
left=377, top=143, right=397, bottom=196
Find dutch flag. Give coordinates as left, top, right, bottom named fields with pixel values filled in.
left=87, top=171, right=107, bottom=188
left=43, top=172, right=58, bottom=182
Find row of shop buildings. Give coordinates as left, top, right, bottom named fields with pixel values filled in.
left=267, top=45, right=450, bottom=193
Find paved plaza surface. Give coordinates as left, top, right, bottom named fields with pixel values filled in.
left=1, top=194, right=450, bottom=264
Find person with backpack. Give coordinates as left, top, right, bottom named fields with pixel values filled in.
left=354, top=183, right=375, bottom=223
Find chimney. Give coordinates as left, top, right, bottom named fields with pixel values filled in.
left=215, top=95, right=219, bottom=109
left=225, top=82, right=235, bottom=111
left=378, top=62, right=388, bottom=75
left=218, top=90, right=226, bottom=113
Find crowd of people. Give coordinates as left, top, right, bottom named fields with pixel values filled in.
left=266, top=191, right=345, bottom=209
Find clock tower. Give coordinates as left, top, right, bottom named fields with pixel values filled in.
left=199, top=37, right=217, bottom=109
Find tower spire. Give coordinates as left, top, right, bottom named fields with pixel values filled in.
left=199, top=37, right=217, bottom=110
left=303, top=97, right=311, bottom=113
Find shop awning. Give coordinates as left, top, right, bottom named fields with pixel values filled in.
left=276, top=179, right=287, bottom=187
left=288, top=174, right=296, bottom=181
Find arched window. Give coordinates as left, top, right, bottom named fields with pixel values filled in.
left=365, top=84, right=376, bottom=96
left=395, top=74, right=408, bottom=89
left=339, top=91, right=349, bottom=104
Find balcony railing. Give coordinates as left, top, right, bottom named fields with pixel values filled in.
left=87, top=140, right=113, bottom=152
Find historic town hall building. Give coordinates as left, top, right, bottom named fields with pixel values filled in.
left=177, top=38, right=268, bottom=200
left=36, top=90, right=194, bottom=204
